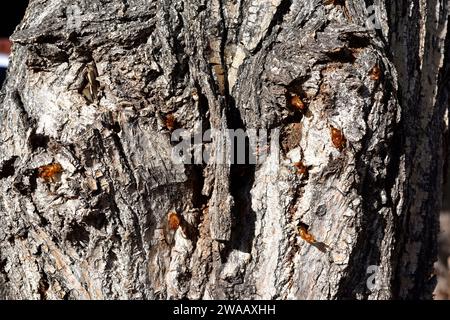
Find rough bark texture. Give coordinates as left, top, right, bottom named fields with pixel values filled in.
left=0, top=0, right=449, bottom=300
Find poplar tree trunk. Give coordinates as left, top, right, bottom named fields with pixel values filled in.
left=0, top=0, right=449, bottom=300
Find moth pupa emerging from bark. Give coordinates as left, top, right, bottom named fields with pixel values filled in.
left=164, top=211, right=183, bottom=245
left=37, top=163, right=63, bottom=183
left=330, top=126, right=346, bottom=151
left=297, top=222, right=316, bottom=244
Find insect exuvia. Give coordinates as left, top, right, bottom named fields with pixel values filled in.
left=164, top=211, right=182, bottom=245
left=293, top=161, right=308, bottom=175
left=164, top=114, right=177, bottom=131
left=168, top=211, right=181, bottom=230
left=330, top=126, right=346, bottom=151
left=37, top=163, right=63, bottom=183
left=290, top=94, right=306, bottom=111
left=298, top=222, right=316, bottom=244
left=369, top=64, right=381, bottom=81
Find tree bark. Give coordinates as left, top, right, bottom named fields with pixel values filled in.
left=0, top=0, right=449, bottom=300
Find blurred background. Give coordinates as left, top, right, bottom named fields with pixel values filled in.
left=0, top=0, right=449, bottom=300
left=0, top=0, right=29, bottom=85
left=435, top=134, right=450, bottom=299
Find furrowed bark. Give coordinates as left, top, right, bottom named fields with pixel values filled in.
left=0, top=0, right=448, bottom=299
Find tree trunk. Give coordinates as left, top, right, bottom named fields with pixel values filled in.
left=0, top=0, right=448, bottom=300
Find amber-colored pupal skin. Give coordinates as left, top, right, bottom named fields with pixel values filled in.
left=330, top=126, right=346, bottom=151
left=290, top=94, right=306, bottom=111
left=165, top=114, right=177, bottom=131
left=38, top=163, right=63, bottom=183
left=298, top=225, right=316, bottom=244
left=293, top=161, right=308, bottom=175
left=369, top=64, right=381, bottom=81
left=168, top=211, right=181, bottom=230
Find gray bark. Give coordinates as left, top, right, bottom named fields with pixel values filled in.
left=0, top=0, right=449, bottom=299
